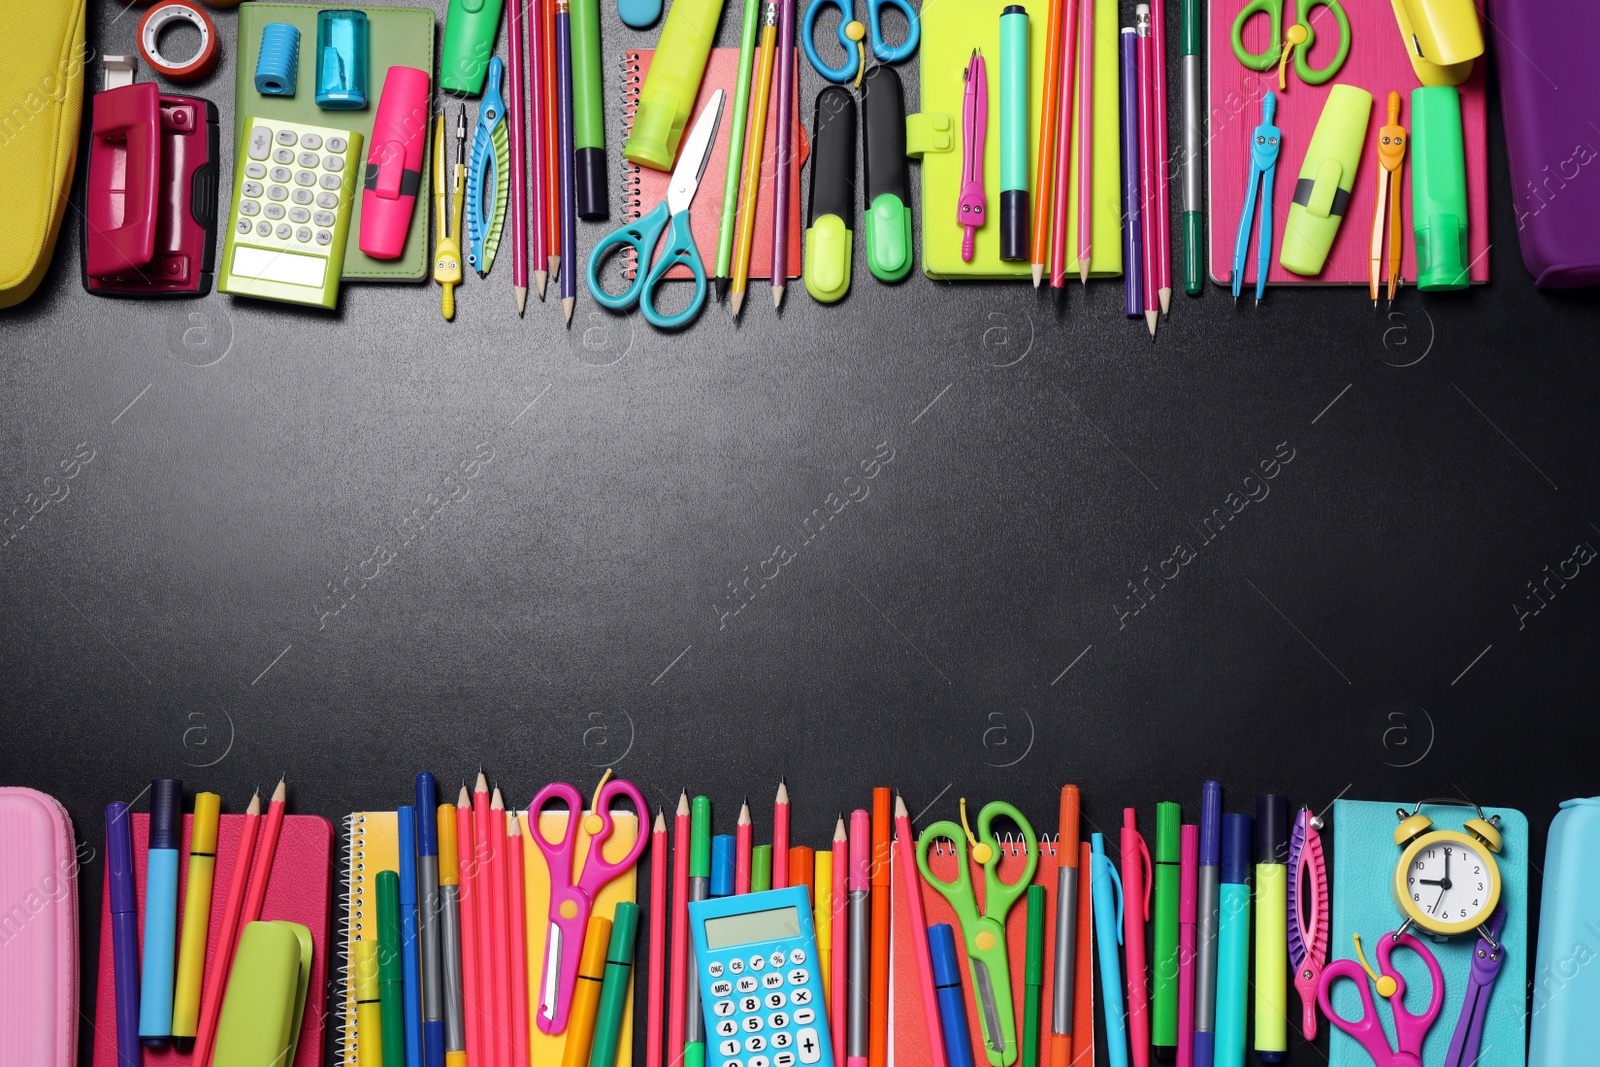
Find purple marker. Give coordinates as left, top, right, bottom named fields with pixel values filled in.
left=106, top=801, right=141, bottom=1067
left=1119, top=27, right=1143, bottom=319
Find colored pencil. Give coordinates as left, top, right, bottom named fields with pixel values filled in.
left=1137, top=6, right=1158, bottom=338
left=456, top=789, right=482, bottom=1067
left=191, top=790, right=259, bottom=1067
left=1048, top=0, right=1080, bottom=290
left=773, top=780, right=790, bottom=888
left=1152, top=0, right=1172, bottom=314
left=789, top=847, right=815, bottom=903
left=507, top=0, right=530, bottom=313
left=847, top=810, right=871, bottom=1067
left=557, top=0, right=577, bottom=325
left=544, top=0, right=561, bottom=281
left=717, top=0, right=763, bottom=299
left=736, top=801, right=753, bottom=894
left=668, top=791, right=691, bottom=1067
left=770, top=0, right=796, bottom=309
left=472, top=775, right=496, bottom=1067
left=729, top=0, right=778, bottom=318
left=868, top=788, right=891, bottom=1067
left=239, top=777, right=286, bottom=927
left=1121, top=28, right=1144, bottom=320
left=489, top=789, right=512, bottom=1067
left=829, top=817, right=847, bottom=1067
left=507, top=810, right=530, bottom=1067
left=530, top=0, right=550, bottom=298
left=1031, top=0, right=1066, bottom=286
left=1076, top=0, right=1095, bottom=282
left=894, top=795, right=947, bottom=1067
left=647, top=810, right=668, bottom=1067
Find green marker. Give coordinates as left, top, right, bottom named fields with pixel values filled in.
left=440, top=0, right=506, bottom=94
left=751, top=844, right=773, bottom=892
left=1411, top=85, right=1470, bottom=291
left=1152, top=802, right=1182, bottom=1054
left=1180, top=0, right=1204, bottom=294
left=861, top=66, right=913, bottom=283
left=572, top=0, right=608, bottom=219
left=998, top=5, right=1031, bottom=261
left=716, top=0, right=763, bottom=297
left=684, top=796, right=713, bottom=1067
left=376, top=871, right=407, bottom=1067
left=588, top=902, right=640, bottom=1067
left=1022, top=884, right=1046, bottom=1067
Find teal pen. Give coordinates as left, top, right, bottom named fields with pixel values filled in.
left=1215, top=815, right=1253, bottom=1067
left=1179, top=0, right=1203, bottom=294
left=1090, top=833, right=1130, bottom=1067
left=998, top=5, right=1030, bottom=261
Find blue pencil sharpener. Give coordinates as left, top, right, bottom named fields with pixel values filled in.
left=315, top=10, right=368, bottom=110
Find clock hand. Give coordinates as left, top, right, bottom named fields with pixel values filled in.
left=1432, top=884, right=1447, bottom=913
left=1417, top=878, right=1444, bottom=886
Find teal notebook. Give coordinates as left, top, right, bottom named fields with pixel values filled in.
left=1329, top=800, right=1527, bottom=1067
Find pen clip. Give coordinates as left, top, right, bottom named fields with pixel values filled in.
left=1099, top=852, right=1126, bottom=945
left=1137, top=833, right=1153, bottom=923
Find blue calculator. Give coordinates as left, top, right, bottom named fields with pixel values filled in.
left=688, top=886, right=834, bottom=1067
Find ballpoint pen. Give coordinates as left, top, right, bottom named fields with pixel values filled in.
left=1122, top=809, right=1152, bottom=1067
left=959, top=49, right=988, bottom=263
left=1180, top=0, right=1203, bottom=296
left=1090, top=833, right=1129, bottom=1067
left=684, top=796, right=712, bottom=1067
left=107, top=802, right=140, bottom=1067
left=848, top=809, right=871, bottom=1067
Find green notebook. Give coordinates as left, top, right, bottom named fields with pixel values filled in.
left=909, top=0, right=1121, bottom=280
left=236, top=3, right=435, bottom=281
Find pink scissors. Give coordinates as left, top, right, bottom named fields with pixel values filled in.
left=1317, top=930, right=1444, bottom=1067
left=528, top=773, right=648, bottom=1034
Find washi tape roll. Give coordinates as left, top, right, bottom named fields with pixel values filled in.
left=138, top=0, right=220, bottom=83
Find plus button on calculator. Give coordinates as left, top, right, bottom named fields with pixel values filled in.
left=689, top=886, right=834, bottom=1067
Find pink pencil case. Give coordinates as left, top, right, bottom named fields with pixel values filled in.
left=0, top=787, right=80, bottom=1067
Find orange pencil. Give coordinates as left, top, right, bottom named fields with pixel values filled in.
left=457, top=789, right=484, bottom=1067
left=240, top=777, right=287, bottom=925
left=894, top=794, right=947, bottom=1067
left=543, top=0, right=561, bottom=279
left=668, top=791, right=691, bottom=1067
left=1051, top=786, right=1082, bottom=1067
left=773, top=781, right=790, bottom=889
left=736, top=801, right=753, bottom=895
left=868, top=788, right=891, bottom=1067
left=788, top=846, right=814, bottom=904
left=1030, top=0, right=1068, bottom=285
left=489, top=788, right=512, bottom=1067
left=191, top=790, right=260, bottom=1067
left=647, top=810, right=668, bottom=1067
left=507, top=810, right=531, bottom=1067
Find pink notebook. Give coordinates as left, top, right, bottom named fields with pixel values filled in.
left=623, top=47, right=808, bottom=279
left=1205, top=1, right=1489, bottom=286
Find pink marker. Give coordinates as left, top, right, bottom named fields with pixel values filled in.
left=958, top=49, right=988, bottom=262
left=848, top=809, right=872, bottom=1067
left=1178, top=825, right=1199, bottom=1067
left=360, top=66, right=431, bottom=259
left=831, top=818, right=849, bottom=1067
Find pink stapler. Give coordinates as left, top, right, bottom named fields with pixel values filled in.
left=359, top=65, right=431, bottom=259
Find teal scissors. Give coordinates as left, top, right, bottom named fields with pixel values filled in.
left=585, top=91, right=723, bottom=329
left=1231, top=0, right=1350, bottom=88
left=915, top=798, right=1038, bottom=1067
left=802, top=0, right=919, bottom=84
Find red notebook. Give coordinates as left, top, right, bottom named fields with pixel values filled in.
left=1206, top=0, right=1490, bottom=286
left=93, top=812, right=335, bottom=1067
left=890, top=838, right=1094, bottom=1067
left=623, top=47, right=808, bottom=280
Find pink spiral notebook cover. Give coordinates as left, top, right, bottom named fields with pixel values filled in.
left=1205, top=0, right=1489, bottom=286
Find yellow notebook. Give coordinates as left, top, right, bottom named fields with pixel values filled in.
left=340, top=809, right=638, bottom=1067
left=909, top=0, right=1123, bottom=280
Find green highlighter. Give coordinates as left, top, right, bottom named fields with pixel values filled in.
left=440, top=0, right=506, bottom=94
left=862, top=66, right=913, bottom=283
left=1151, top=802, right=1181, bottom=1053
left=1410, top=85, right=1470, bottom=291
left=805, top=86, right=857, bottom=304
left=623, top=0, right=728, bottom=170
left=589, top=902, right=640, bottom=1067
left=1279, top=84, right=1372, bottom=276
left=377, top=870, right=407, bottom=1067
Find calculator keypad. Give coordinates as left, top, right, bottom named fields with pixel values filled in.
left=699, top=923, right=831, bottom=1067
left=231, top=121, right=355, bottom=258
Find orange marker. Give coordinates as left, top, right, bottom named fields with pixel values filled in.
left=788, top=847, right=815, bottom=904
left=1051, top=786, right=1082, bottom=1067
left=869, top=788, right=891, bottom=1067
left=560, top=917, right=616, bottom=1067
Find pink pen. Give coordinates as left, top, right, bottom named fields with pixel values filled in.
left=359, top=65, right=431, bottom=259
left=1178, top=825, right=1199, bottom=1067
left=831, top=817, right=849, bottom=1067
left=1136, top=5, right=1158, bottom=338
left=848, top=809, right=872, bottom=1067
left=1076, top=0, right=1095, bottom=281
left=1122, top=808, right=1153, bottom=1067
left=958, top=49, right=988, bottom=263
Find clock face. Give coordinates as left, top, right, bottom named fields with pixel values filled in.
left=1405, top=838, right=1492, bottom=924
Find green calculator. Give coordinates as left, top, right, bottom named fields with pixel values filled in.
left=219, top=117, right=364, bottom=308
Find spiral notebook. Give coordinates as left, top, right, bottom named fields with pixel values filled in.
left=890, top=836, right=1095, bottom=1067
left=92, top=812, right=335, bottom=1067
left=340, top=808, right=639, bottom=1067
left=621, top=48, right=807, bottom=280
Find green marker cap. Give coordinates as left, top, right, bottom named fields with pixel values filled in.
left=1024, top=884, right=1046, bottom=983
left=1155, top=802, right=1182, bottom=863
left=1411, top=86, right=1470, bottom=291
left=690, top=796, right=713, bottom=877
left=608, top=901, right=641, bottom=963
left=751, top=844, right=773, bottom=892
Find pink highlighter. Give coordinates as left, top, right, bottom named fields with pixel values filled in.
left=359, top=65, right=431, bottom=259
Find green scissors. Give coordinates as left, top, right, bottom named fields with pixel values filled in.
left=916, top=799, right=1039, bottom=1067
left=1231, top=0, right=1351, bottom=88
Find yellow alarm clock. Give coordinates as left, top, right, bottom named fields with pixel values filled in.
left=1391, top=798, right=1503, bottom=941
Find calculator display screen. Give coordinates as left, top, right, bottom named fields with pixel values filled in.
left=704, top=906, right=802, bottom=949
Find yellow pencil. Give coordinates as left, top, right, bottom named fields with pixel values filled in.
left=814, top=849, right=833, bottom=1006
left=171, top=791, right=220, bottom=1051
left=354, top=939, right=384, bottom=1067
left=730, top=0, right=779, bottom=319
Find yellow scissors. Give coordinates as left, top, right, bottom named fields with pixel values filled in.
left=916, top=799, right=1039, bottom=1067
left=1232, top=0, right=1351, bottom=89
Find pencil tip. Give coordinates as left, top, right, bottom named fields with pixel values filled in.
left=549, top=255, right=562, bottom=283
left=272, top=779, right=287, bottom=802
left=535, top=271, right=548, bottom=299
left=458, top=785, right=471, bottom=805
left=491, top=787, right=505, bottom=810
left=776, top=780, right=789, bottom=804
left=1145, top=310, right=1157, bottom=336
left=1079, top=264, right=1090, bottom=285
left=1158, top=288, right=1171, bottom=316
left=516, top=287, right=528, bottom=315
left=475, top=771, right=489, bottom=792
left=246, top=792, right=262, bottom=815
left=730, top=291, right=745, bottom=318
left=655, top=810, right=667, bottom=831
left=895, top=794, right=909, bottom=818
left=1031, top=264, right=1044, bottom=288
left=772, top=285, right=784, bottom=309
left=715, top=276, right=729, bottom=303
left=562, top=297, right=575, bottom=325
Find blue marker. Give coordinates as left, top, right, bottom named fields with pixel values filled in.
left=1193, top=781, right=1222, bottom=1067
left=1090, top=833, right=1129, bottom=1067
left=1215, top=814, right=1253, bottom=1067
left=139, top=778, right=183, bottom=1048
left=398, top=805, right=425, bottom=1067
left=416, top=774, right=445, bottom=1067
left=929, top=924, right=977, bottom=1067
left=711, top=834, right=736, bottom=898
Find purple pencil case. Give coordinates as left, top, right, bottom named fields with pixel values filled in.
left=1490, top=0, right=1600, bottom=287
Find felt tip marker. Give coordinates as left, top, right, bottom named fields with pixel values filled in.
left=1153, top=802, right=1182, bottom=1056
left=1050, top=786, right=1081, bottom=1067
left=1193, top=781, right=1222, bottom=1067
left=1215, top=814, right=1253, bottom=1067
left=930, top=923, right=977, bottom=1067
left=139, top=779, right=183, bottom=1048
left=1253, top=795, right=1289, bottom=1063
left=107, top=802, right=141, bottom=1067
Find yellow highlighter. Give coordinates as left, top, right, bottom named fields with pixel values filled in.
left=171, top=791, right=221, bottom=1051
left=354, top=939, right=384, bottom=1067
left=437, top=804, right=466, bottom=1067
left=815, top=850, right=834, bottom=1005
left=1253, top=795, right=1290, bottom=1063
left=560, top=918, right=615, bottom=1067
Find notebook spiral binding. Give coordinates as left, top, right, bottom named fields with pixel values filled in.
left=618, top=50, right=645, bottom=279
left=338, top=812, right=368, bottom=1066
left=920, top=833, right=1060, bottom=856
